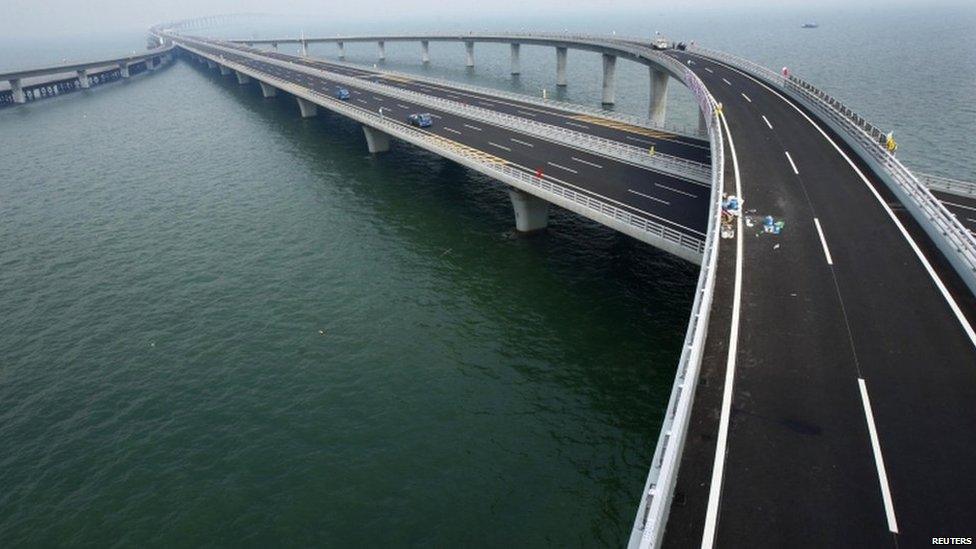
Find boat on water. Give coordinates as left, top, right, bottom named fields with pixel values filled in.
left=802, top=22, right=819, bottom=28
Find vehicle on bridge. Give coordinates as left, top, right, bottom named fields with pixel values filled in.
left=652, top=36, right=671, bottom=50
left=407, top=113, right=433, bottom=128
left=335, top=87, right=350, bottom=100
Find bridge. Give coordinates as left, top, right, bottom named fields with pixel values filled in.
left=7, top=19, right=975, bottom=548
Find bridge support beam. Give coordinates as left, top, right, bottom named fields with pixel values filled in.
left=337, top=41, right=345, bottom=59
left=464, top=41, right=475, bottom=67
left=235, top=70, right=251, bottom=85
left=296, top=97, right=318, bottom=118
left=508, top=189, right=549, bottom=232
left=219, top=65, right=232, bottom=76
left=77, top=69, right=90, bottom=89
left=556, top=47, right=568, bottom=86
left=649, top=67, right=669, bottom=126
left=10, top=78, right=25, bottom=103
left=510, top=43, right=521, bottom=75
left=601, top=54, right=616, bottom=105
left=258, top=81, right=277, bottom=98
left=377, top=41, right=386, bottom=61
left=362, top=125, right=391, bottom=153
left=119, top=62, right=130, bottom=78
left=421, top=40, right=430, bottom=64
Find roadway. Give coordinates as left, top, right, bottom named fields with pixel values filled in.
left=933, top=191, right=976, bottom=235
left=213, top=40, right=712, bottom=164
left=185, top=40, right=712, bottom=243
left=662, top=48, right=976, bottom=548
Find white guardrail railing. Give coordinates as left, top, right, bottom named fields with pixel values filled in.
left=204, top=40, right=711, bottom=184
left=627, top=52, right=725, bottom=548
left=231, top=41, right=707, bottom=139
left=690, top=44, right=976, bottom=294
left=178, top=40, right=709, bottom=260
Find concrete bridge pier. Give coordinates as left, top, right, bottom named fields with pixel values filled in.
left=510, top=43, right=521, bottom=75
left=698, top=109, right=708, bottom=135
left=9, top=78, right=25, bottom=103
left=206, top=59, right=216, bottom=69
left=337, top=41, right=345, bottom=59
left=271, top=42, right=278, bottom=51
left=300, top=39, right=309, bottom=57
left=235, top=70, right=251, bottom=85
left=421, top=40, right=430, bottom=64
left=119, top=62, right=131, bottom=78
left=362, top=125, right=391, bottom=153
left=296, top=97, right=318, bottom=118
left=556, top=47, right=568, bottom=86
left=601, top=53, right=617, bottom=105
left=649, top=67, right=669, bottom=126
left=377, top=41, right=386, bottom=61
left=508, top=189, right=549, bottom=232
left=464, top=41, right=475, bottom=67
left=145, top=58, right=154, bottom=71
left=219, top=65, right=232, bottom=76
left=77, top=69, right=90, bottom=89
left=258, top=81, right=277, bottom=98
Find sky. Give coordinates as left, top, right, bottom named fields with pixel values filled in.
left=1, top=0, right=968, bottom=39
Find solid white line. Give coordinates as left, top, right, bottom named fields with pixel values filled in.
left=943, top=200, right=976, bottom=213
left=478, top=101, right=495, bottom=107
left=814, top=218, right=834, bottom=265
left=571, top=157, right=603, bottom=169
left=857, top=378, right=900, bottom=533
left=741, top=93, right=752, bottom=103
left=565, top=121, right=590, bottom=129
left=547, top=161, right=578, bottom=174
left=722, top=77, right=732, bottom=86
left=443, top=127, right=461, bottom=135
left=626, top=135, right=655, bottom=145
left=706, top=56, right=976, bottom=348
left=701, top=109, right=745, bottom=549
left=627, top=189, right=670, bottom=205
left=785, top=151, right=799, bottom=175
left=655, top=183, right=697, bottom=198
left=463, top=124, right=482, bottom=131
left=762, top=115, right=773, bottom=130
left=488, top=141, right=511, bottom=152
left=510, top=138, right=534, bottom=147
left=516, top=110, right=538, bottom=117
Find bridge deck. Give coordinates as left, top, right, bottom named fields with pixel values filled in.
left=186, top=40, right=712, bottom=246
left=663, top=50, right=976, bottom=547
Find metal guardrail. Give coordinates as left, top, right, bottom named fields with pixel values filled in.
left=231, top=41, right=706, bottom=139
left=919, top=173, right=976, bottom=198
left=691, top=44, right=976, bottom=293
left=179, top=40, right=708, bottom=258
left=202, top=41, right=711, bottom=184
left=628, top=54, right=725, bottom=549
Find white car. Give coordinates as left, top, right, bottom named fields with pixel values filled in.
left=652, top=37, right=671, bottom=50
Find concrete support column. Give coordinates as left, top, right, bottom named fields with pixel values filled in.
left=77, top=69, right=90, bottom=89
left=272, top=42, right=278, bottom=51
left=508, top=189, right=549, bottom=232
left=219, top=65, right=232, bottom=76
left=377, top=41, right=386, bottom=61
left=556, top=47, right=568, bottom=86
left=206, top=60, right=216, bottom=70
left=119, top=62, right=131, bottom=78
left=649, top=67, right=669, bottom=126
left=601, top=53, right=617, bottom=105
left=145, top=58, right=154, bottom=71
left=235, top=70, right=251, bottom=85
left=10, top=78, right=25, bottom=103
left=421, top=41, right=430, bottom=64
left=258, top=81, right=277, bottom=98
left=300, top=39, right=309, bottom=57
left=296, top=97, right=318, bottom=118
left=510, top=43, right=521, bottom=75
left=464, top=41, right=474, bottom=67
left=362, top=125, right=391, bottom=153
left=698, top=109, right=708, bottom=135
left=337, top=41, right=345, bottom=59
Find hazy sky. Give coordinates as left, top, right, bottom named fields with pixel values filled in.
left=2, top=0, right=966, bottom=38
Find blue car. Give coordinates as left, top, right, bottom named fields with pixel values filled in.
left=335, top=87, right=350, bottom=100
left=407, top=113, right=433, bottom=128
